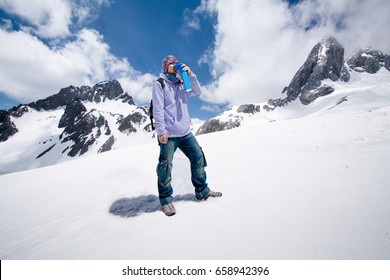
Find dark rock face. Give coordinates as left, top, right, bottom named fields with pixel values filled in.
left=237, top=104, right=261, bottom=114
left=10, top=105, right=29, bottom=118
left=28, top=86, right=78, bottom=112
left=98, top=135, right=115, bottom=153
left=118, top=108, right=148, bottom=134
left=58, top=98, right=87, bottom=128
left=346, top=48, right=390, bottom=73
left=288, top=36, right=350, bottom=103
left=197, top=36, right=390, bottom=136
left=27, top=79, right=133, bottom=112
left=298, top=36, right=350, bottom=105
left=264, top=36, right=390, bottom=111
left=264, top=36, right=350, bottom=110
left=0, top=110, right=18, bottom=142
left=2, top=80, right=150, bottom=159
left=196, top=118, right=241, bottom=136
left=196, top=103, right=261, bottom=135
left=59, top=108, right=111, bottom=157
left=300, top=84, right=335, bottom=105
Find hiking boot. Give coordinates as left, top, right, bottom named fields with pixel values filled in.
left=161, top=203, right=176, bottom=216
left=197, top=190, right=222, bottom=201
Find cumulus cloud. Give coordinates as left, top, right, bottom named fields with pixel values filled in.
left=200, top=104, right=224, bottom=113
left=180, top=8, right=201, bottom=36
left=195, top=0, right=390, bottom=106
left=0, top=0, right=73, bottom=38
left=60, top=28, right=155, bottom=103
left=0, top=0, right=154, bottom=105
left=0, top=27, right=154, bottom=103
left=0, top=0, right=113, bottom=38
left=1, top=0, right=389, bottom=110
left=0, top=28, right=81, bottom=101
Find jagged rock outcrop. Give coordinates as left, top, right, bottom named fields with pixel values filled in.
left=264, top=36, right=390, bottom=111
left=2, top=80, right=151, bottom=160
left=25, top=79, right=133, bottom=113
left=0, top=110, right=18, bottom=142
left=237, top=104, right=261, bottom=114
left=3, top=34, right=390, bottom=171
left=264, top=36, right=350, bottom=109
left=10, top=105, right=29, bottom=118
left=199, top=36, right=390, bottom=136
left=288, top=36, right=350, bottom=105
left=58, top=98, right=87, bottom=128
left=118, top=108, right=149, bottom=134
left=196, top=118, right=241, bottom=135
left=98, top=135, right=115, bottom=153
left=346, top=48, right=390, bottom=73
left=59, top=108, right=111, bottom=157
left=196, top=104, right=260, bottom=136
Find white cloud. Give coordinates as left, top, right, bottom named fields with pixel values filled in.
left=180, top=8, right=201, bottom=36
left=0, top=27, right=155, bottom=104
left=1, top=0, right=389, bottom=110
left=71, top=0, right=113, bottom=26
left=61, top=28, right=155, bottom=103
left=0, top=28, right=84, bottom=101
left=196, top=0, right=390, bottom=106
left=0, top=0, right=73, bottom=38
left=200, top=104, right=224, bottom=113
left=0, top=0, right=113, bottom=38
left=0, top=18, right=12, bottom=30
left=0, top=0, right=154, bottom=105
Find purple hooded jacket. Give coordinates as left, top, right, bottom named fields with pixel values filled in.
left=152, top=72, right=201, bottom=137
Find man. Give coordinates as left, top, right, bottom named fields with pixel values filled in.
left=152, top=55, right=222, bottom=216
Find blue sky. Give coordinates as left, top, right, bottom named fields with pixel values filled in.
left=89, top=0, right=214, bottom=78
left=87, top=0, right=216, bottom=119
left=1, top=0, right=389, bottom=120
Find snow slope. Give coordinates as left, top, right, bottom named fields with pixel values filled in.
left=0, top=99, right=155, bottom=175
left=0, top=98, right=204, bottom=175
left=0, top=71, right=390, bottom=259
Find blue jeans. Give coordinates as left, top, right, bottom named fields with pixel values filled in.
left=157, top=132, right=210, bottom=205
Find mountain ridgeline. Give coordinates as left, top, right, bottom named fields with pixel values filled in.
left=0, top=80, right=151, bottom=161
left=264, top=36, right=390, bottom=109
left=0, top=35, right=389, bottom=173
left=196, top=36, right=390, bottom=135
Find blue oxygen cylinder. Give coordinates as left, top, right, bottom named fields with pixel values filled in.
left=173, top=63, right=192, bottom=92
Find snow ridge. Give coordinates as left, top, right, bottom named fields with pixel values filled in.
left=0, top=79, right=389, bottom=259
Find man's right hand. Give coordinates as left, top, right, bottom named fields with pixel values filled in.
left=158, top=134, right=168, bottom=144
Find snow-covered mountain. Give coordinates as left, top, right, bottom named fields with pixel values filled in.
left=197, top=36, right=390, bottom=135
left=0, top=80, right=156, bottom=174
left=1, top=36, right=389, bottom=176
left=1, top=33, right=390, bottom=259
left=0, top=68, right=389, bottom=259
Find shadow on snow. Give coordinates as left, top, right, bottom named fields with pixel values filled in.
left=109, top=194, right=197, bottom=218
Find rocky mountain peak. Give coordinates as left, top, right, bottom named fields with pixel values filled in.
left=265, top=35, right=350, bottom=109
left=263, top=36, right=390, bottom=111
left=346, top=48, right=390, bottom=73
left=24, top=79, right=134, bottom=113
left=315, top=36, right=349, bottom=81
left=196, top=35, right=390, bottom=136
left=0, top=109, right=18, bottom=142
left=0, top=79, right=152, bottom=167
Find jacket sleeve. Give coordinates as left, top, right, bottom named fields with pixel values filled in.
left=152, top=80, right=167, bottom=136
left=187, top=72, right=202, bottom=97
